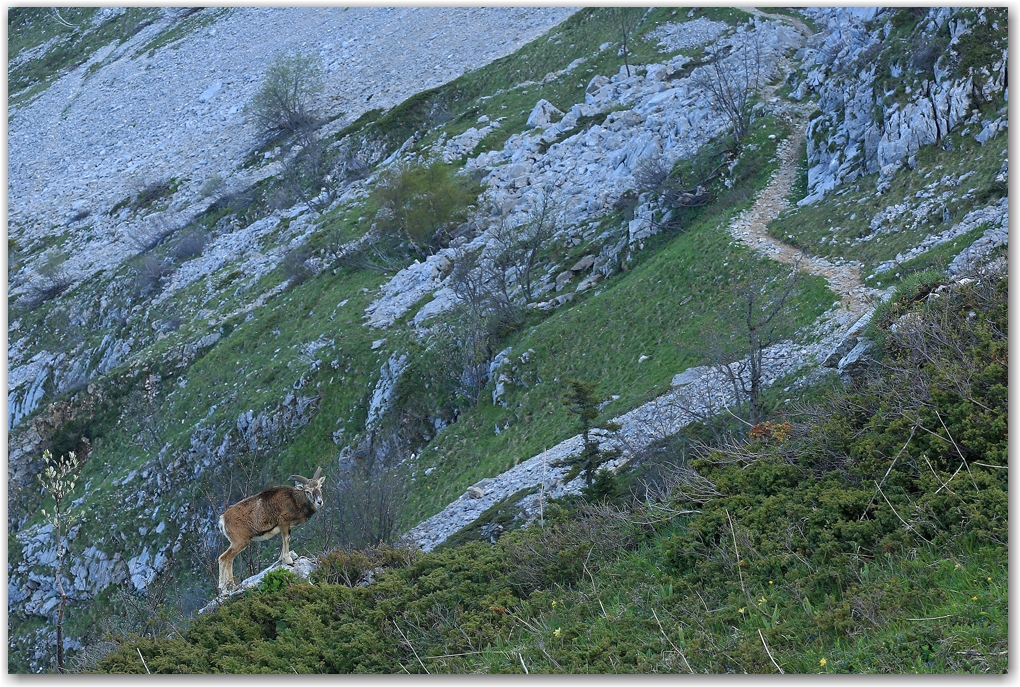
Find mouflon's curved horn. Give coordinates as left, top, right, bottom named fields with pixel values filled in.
left=312, top=466, right=323, bottom=481
left=290, top=474, right=309, bottom=485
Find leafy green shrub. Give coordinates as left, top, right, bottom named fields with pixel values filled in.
left=247, top=52, right=324, bottom=137
left=96, top=542, right=516, bottom=673
left=667, top=274, right=1008, bottom=581
left=257, top=568, right=297, bottom=594
left=369, top=162, right=479, bottom=258
left=581, top=468, right=624, bottom=503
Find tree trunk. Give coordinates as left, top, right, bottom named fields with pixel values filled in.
left=54, top=513, right=65, bottom=674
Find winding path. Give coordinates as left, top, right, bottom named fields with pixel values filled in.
left=726, top=107, right=874, bottom=317
left=403, top=11, right=880, bottom=552
left=725, top=10, right=875, bottom=318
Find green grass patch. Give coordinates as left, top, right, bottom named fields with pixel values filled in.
left=9, top=8, right=160, bottom=107
left=401, top=122, right=831, bottom=529
left=768, top=127, right=1006, bottom=274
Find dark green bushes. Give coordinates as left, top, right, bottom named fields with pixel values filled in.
left=666, top=274, right=1007, bottom=595
left=94, top=275, right=1006, bottom=674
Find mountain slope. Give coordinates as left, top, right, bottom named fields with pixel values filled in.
left=7, top=6, right=1007, bottom=673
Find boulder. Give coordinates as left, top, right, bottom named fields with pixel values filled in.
left=198, top=80, right=222, bottom=103
left=821, top=335, right=857, bottom=368
left=644, top=63, right=674, bottom=82
left=671, top=365, right=712, bottom=387
left=555, top=270, right=574, bottom=291
left=569, top=254, right=595, bottom=272
left=585, top=74, right=610, bottom=95
left=837, top=340, right=873, bottom=378
left=526, top=99, right=563, bottom=129
left=430, top=254, right=453, bottom=278
left=574, top=272, right=602, bottom=293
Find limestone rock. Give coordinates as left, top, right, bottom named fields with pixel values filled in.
left=366, top=353, right=408, bottom=429
left=569, top=254, right=595, bottom=272
left=574, top=272, right=602, bottom=293
left=199, top=556, right=318, bottom=615
left=671, top=365, right=712, bottom=387
left=585, top=74, right=609, bottom=95
left=836, top=340, right=873, bottom=379
left=526, top=99, right=563, bottom=128
left=555, top=270, right=574, bottom=291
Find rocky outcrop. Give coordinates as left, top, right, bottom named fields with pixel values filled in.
left=526, top=99, right=564, bottom=129
left=872, top=196, right=1008, bottom=276
left=8, top=7, right=578, bottom=442
left=795, top=7, right=1007, bottom=205
left=198, top=555, right=318, bottom=615
left=366, top=353, right=408, bottom=430
left=368, top=17, right=806, bottom=330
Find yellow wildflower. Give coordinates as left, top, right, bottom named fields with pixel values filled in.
left=553, top=628, right=562, bottom=637
left=972, top=596, right=978, bottom=601
left=820, top=658, right=827, bottom=667
left=551, top=600, right=557, bottom=607
left=738, top=607, right=746, bottom=615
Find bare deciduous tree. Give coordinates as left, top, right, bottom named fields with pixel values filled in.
left=17, top=250, right=76, bottom=311
left=710, top=263, right=800, bottom=427
left=37, top=449, right=84, bottom=673
left=273, top=136, right=335, bottom=214
left=691, top=28, right=763, bottom=148
left=449, top=196, right=559, bottom=336
left=334, top=446, right=408, bottom=549
left=615, top=7, right=643, bottom=78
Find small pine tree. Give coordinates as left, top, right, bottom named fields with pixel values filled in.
left=582, top=468, right=624, bottom=503
left=555, top=379, right=622, bottom=488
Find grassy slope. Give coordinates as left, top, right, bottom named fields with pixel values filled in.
left=9, top=6, right=1008, bottom=673
left=771, top=119, right=1007, bottom=289
left=94, top=274, right=1008, bottom=673
left=402, top=119, right=832, bottom=527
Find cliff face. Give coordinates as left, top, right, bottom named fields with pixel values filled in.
left=792, top=7, right=1007, bottom=202
left=7, top=7, right=1007, bottom=673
